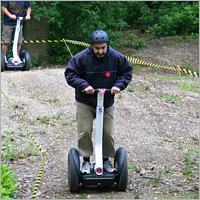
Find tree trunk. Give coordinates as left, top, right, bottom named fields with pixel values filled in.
left=23, top=15, right=51, bottom=66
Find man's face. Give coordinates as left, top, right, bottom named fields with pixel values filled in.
left=91, top=42, right=108, bottom=59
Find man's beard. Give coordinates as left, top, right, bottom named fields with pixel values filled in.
left=96, top=53, right=105, bottom=59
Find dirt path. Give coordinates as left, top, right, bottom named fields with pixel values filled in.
left=1, top=37, right=199, bottom=199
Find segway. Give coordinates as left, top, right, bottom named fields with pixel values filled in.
left=68, top=89, right=128, bottom=192
left=1, top=17, right=31, bottom=72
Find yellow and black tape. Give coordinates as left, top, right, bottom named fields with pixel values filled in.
left=1, top=38, right=198, bottom=77
left=1, top=90, right=46, bottom=199
left=19, top=39, right=89, bottom=47
left=31, top=150, right=46, bottom=198
left=125, top=56, right=199, bottom=78
left=1, top=39, right=90, bottom=47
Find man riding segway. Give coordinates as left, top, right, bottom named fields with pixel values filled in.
left=1, top=1, right=31, bottom=71
left=65, top=30, right=133, bottom=191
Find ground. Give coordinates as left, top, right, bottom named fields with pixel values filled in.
left=1, top=35, right=199, bottom=199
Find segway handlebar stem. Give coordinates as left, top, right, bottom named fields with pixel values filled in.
left=81, top=88, right=112, bottom=175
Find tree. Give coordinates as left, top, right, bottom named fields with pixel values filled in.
left=23, top=14, right=51, bottom=65
left=23, top=1, right=59, bottom=65
left=20, top=1, right=199, bottom=66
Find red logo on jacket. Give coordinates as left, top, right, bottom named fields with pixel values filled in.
left=105, top=72, right=111, bottom=78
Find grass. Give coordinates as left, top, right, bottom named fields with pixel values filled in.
left=126, top=86, right=135, bottom=92
left=163, top=94, right=181, bottom=102
left=160, top=34, right=199, bottom=43
left=160, top=37, right=183, bottom=43
left=164, top=167, right=178, bottom=173
left=148, top=170, right=163, bottom=186
left=148, top=74, right=199, bottom=98
left=157, top=192, right=199, bottom=199
left=128, top=165, right=141, bottom=173
left=48, top=98, right=59, bottom=104
left=182, top=146, right=199, bottom=178
left=28, top=119, right=36, bottom=125
left=149, top=74, right=198, bottom=82
left=139, top=85, right=150, bottom=93
left=132, top=64, right=142, bottom=74
left=179, top=82, right=199, bottom=93
left=36, top=113, right=67, bottom=126
left=52, top=113, right=62, bottom=120
left=1, top=131, right=37, bottom=160
left=37, top=116, right=50, bottom=124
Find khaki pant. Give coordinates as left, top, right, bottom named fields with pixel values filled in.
left=76, top=101, right=115, bottom=158
left=2, top=25, right=24, bottom=44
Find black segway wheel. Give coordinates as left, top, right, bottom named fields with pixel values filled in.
left=114, top=147, right=128, bottom=191
left=68, top=148, right=80, bottom=192
left=20, top=50, right=31, bottom=71
left=1, top=52, right=5, bottom=72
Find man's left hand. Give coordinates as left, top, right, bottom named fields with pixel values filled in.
left=25, top=15, right=31, bottom=20
left=111, top=86, right=120, bottom=95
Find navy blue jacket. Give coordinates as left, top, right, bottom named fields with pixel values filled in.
left=2, top=1, right=31, bottom=26
left=64, top=46, right=133, bottom=107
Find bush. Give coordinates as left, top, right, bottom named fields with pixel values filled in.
left=48, top=1, right=128, bottom=63
left=140, top=2, right=199, bottom=37
left=1, top=163, right=19, bottom=199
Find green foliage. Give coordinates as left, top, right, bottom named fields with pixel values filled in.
left=3, top=132, right=18, bottom=160
left=2, top=131, right=37, bottom=160
left=126, top=86, right=135, bottom=93
left=31, top=1, right=128, bottom=64
left=29, top=1, right=199, bottom=64
left=1, top=163, right=19, bottom=199
left=164, top=94, right=181, bottom=102
left=182, top=147, right=199, bottom=178
left=122, top=1, right=151, bottom=29
left=30, top=1, right=61, bottom=24
left=132, top=64, right=142, bottom=74
left=31, top=58, right=38, bottom=68
left=179, top=82, right=199, bottom=93
left=135, top=39, right=148, bottom=50
left=121, top=33, right=148, bottom=49
left=49, top=42, right=84, bottom=64
left=142, top=1, right=199, bottom=37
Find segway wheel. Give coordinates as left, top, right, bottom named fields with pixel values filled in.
left=20, top=50, right=31, bottom=71
left=1, top=52, right=5, bottom=72
left=114, top=147, right=128, bottom=191
left=68, top=148, right=80, bottom=192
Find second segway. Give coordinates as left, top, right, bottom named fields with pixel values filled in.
left=1, top=17, right=31, bottom=72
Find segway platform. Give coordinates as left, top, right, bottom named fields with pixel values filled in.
left=1, top=50, right=31, bottom=72
left=68, top=146, right=128, bottom=192
left=6, top=63, right=24, bottom=70
left=81, top=170, right=116, bottom=187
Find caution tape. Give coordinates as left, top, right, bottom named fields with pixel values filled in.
left=125, top=56, right=199, bottom=78
left=1, top=38, right=198, bottom=77
left=31, top=150, right=46, bottom=198
left=1, top=90, right=46, bottom=199
left=1, top=39, right=90, bottom=47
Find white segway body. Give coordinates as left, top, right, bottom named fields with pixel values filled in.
left=68, top=89, right=128, bottom=192
left=1, top=17, right=31, bottom=72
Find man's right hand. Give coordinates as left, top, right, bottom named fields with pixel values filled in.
left=10, top=14, right=16, bottom=20
left=25, top=15, right=31, bottom=20
left=84, top=86, right=94, bottom=94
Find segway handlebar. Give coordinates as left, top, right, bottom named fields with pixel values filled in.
left=16, top=17, right=26, bottom=20
left=94, top=88, right=111, bottom=93
left=82, top=88, right=111, bottom=94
